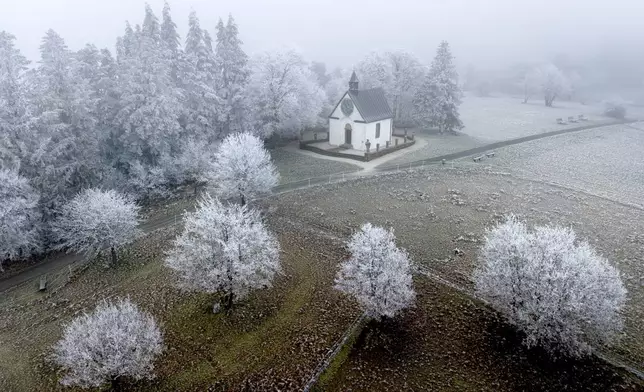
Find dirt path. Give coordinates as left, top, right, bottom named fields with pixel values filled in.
left=0, top=119, right=636, bottom=294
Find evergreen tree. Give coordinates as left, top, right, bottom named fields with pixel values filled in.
left=113, top=6, right=183, bottom=174
left=181, top=11, right=220, bottom=142
left=215, top=15, right=250, bottom=134
left=413, top=41, right=463, bottom=133
left=160, top=1, right=180, bottom=54
left=203, top=30, right=213, bottom=53
left=0, top=31, right=31, bottom=151
left=27, top=30, right=100, bottom=218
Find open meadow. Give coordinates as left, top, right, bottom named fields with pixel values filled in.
left=268, top=166, right=644, bottom=389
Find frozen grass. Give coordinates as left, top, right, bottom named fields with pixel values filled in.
left=270, top=148, right=362, bottom=184
left=460, top=94, right=612, bottom=142
left=270, top=167, right=644, bottom=374
left=477, top=123, right=644, bottom=207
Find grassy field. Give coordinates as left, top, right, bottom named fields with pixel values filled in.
left=269, top=166, right=644, bottom=376
left=459, top=94, right=617, bottom=142
left=0, top=221, right=360, bottom=391
left=471, top=122, right=644, bottom=207
left=270, top=147, right=362, bottom=184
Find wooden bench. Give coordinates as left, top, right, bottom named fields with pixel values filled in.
left=556, top=118, right=567, bottom=125
left=473, top=156, right=484, bottom=162
left=486, top=152, right=496, bottom=158
left=578, top=114, right=588, bottom=121
left=39, top=275, right=47, bottom=291
left=568, top=116, right=578, bottom=123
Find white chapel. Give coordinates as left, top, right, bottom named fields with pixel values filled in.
left=328, top=72, right=393, bottom=151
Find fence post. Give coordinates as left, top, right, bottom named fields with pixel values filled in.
left=329, top=174, right=332, bottom=184
left=397, top=164, right=400, bottom=172
left=308, top=178, right=311, bottom=187
left=342, top=172, right=345, bottom=181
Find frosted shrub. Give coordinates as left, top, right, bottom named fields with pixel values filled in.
left=474, top=216, right=627, bottom=357
left=603, top=98, right=627, bottom=119
left=335, top=223, right=415, bottom=319
left=165, top=195, right=280, bottom=310
left=52, top=188, right=141, bottom=265
left=52, top=298, right=163, bottom=389
left=209, top=132, right=279, bottom=205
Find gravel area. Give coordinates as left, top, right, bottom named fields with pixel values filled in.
left=270, top=148, right=362, bottom=184
left=474, top=123, right=644, bottom=207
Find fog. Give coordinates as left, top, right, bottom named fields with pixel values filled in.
left=3, top=0, right=643, bottom=68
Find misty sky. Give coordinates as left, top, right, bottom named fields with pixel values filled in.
left=2, top=0, right=643, bottom=69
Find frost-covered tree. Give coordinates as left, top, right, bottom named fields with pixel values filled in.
left=180, top=11, right=220, bottom=142
left=335, top=223, right=415, bottom=319
left=603, top=96, right=627, bottom=119
left=113, top=7, right=183, bottom=170
left=171, top=137, right=217, bottom=194
left=0, top=31, right=31, bottom=141
left=474, top=216, right=627, bottom=357
left=413, top=41, right=463, bottom=133
left=0, top=169, right=41, bottom=271
left=53, top=298, right=163, bottom=389
left=247, top=49, right=325, bottom=138
left=165, top=196, right=280, bottom=310
left=51, top=189, right=141, bottom=265
left=357, top=51, right=424, bottom=121
left=24, top=30, right=101, bottom=218
left=160, top=1, right=180, bottom=55
left=215, top=15, right=250, bottom=134
left=521, top=68, right=540, bottom=103
left=209, top=132, right=278, bottom=205
left=535, top=63, right=570, bottom=107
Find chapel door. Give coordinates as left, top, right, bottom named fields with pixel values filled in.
left=344, top=124, right=352, bottom=145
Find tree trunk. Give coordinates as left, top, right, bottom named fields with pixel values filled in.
left=240, top=193, right=246, bottom=206
left=110, top=377, right=122, bottom=392
left=110, top=246, right=117, bottom=265
left=221, top=292, right=234, bottom=310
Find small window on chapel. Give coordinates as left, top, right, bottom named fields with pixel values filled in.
left=376, top=123, right=381, bottom=138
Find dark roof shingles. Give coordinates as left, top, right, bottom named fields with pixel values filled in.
left=348, top=88, right=393, bottom=123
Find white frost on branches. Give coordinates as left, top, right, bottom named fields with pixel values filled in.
left=165, top=195, right=280, bottom=310
left=534, top=63, right=570, bottom=107
left=209, top=132, right=279, bottom=205
left=335, top=223, right=415, bottom=319
left=52, top=298, right=163, bottom=388
left=474, top=216, right=627, bottom=357
left=51, top=188, right=141, bottom=264
left=0, top=169, right=41, bottom=270
left=247, top=49, right=326, bottom=138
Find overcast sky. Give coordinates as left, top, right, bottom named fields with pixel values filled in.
left=2, top=0, right=643, bottom=69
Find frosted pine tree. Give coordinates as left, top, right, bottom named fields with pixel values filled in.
left=0, top=169, right=42, bottom=271
left=113, top=6, right=183, bottom=176
left=26, top=30, right=100, bottom=218
left=165, top=196, right=280, bottom=311
left=335, top=223, right=415, bottom=319
left=215, top=15, right=250, bottom=134
left=0, top=31, right=31, bottom=142
left=181, top=11, right=220, bottom=142
left=160, top=1, right=180, bottom=55
left=413, top=41, right=463, bottom=133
